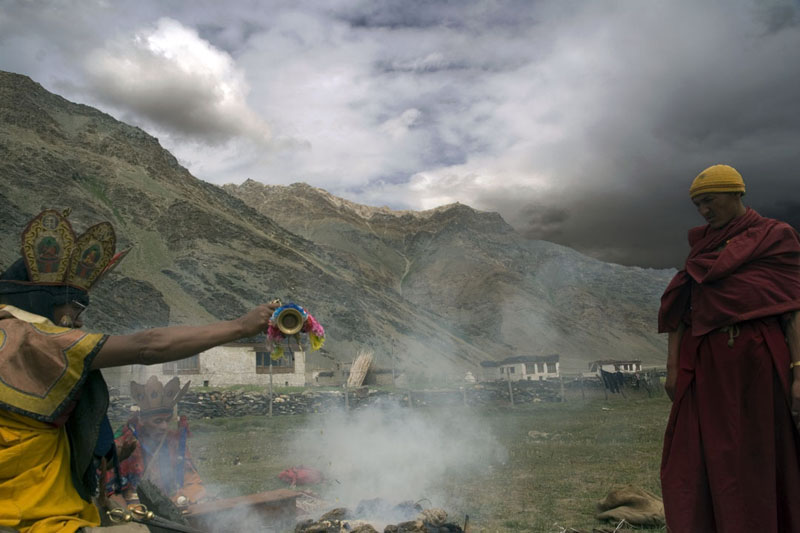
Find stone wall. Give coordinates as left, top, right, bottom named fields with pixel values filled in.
left=107, top=380, right=566, bottom=422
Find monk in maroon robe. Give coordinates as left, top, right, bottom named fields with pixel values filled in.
left=659, top=164, right=800, bottom=532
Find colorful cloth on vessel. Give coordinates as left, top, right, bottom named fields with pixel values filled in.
left=111, top=417, right=206, bottom=504
left=266, top=303, right=325, bottom=359
left=658, top=210, right=800, bottom=532
left=0, top=304, right=107, bottom=532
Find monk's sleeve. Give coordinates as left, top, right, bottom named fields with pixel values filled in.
left=659, top=270, right=691, bottom=333
left=0, top=317, right=107, bottom=423
left=0, top=315, right=106, bottom=531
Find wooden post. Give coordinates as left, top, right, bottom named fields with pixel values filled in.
left=345, top=356, right=354, bottom=410
left=559, top=375, right=565, bottom=402
left=580, top=376, right=585, bottom=400
left=268, top=359, right=274, bottom=417
left=391, top=346, right=396, bottom=389
left=507, top=370, right=515, bottom=407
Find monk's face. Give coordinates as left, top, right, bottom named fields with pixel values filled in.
left=140, top=413, right=172, bottom=440
left=692, top=192, right=745, bottom=229
left=53, top=301, right=86, bottom=328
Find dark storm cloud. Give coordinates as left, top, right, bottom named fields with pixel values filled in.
left=762, top=202, right=800, bottom=233
left=518, top=204, right=570, bottom=242
left=334, top=0, right=539, bottom=31
left=3, top=0, right=799, bottom=268
left=469, top=0, right=800, bottom=267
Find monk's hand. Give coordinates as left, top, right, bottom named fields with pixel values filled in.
left=665, top=367, right=677, bottom=402
left=791, top=370, right=800, bottom=427
left=118, top=440, right=137, bottom=462
left=238, top=302, right=281, bottom=337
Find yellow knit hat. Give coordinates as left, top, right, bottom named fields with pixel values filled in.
left=689, top=164, right=746, bottom=198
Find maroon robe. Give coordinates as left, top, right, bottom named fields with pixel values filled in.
left=659, top=209, right=800, bottom=532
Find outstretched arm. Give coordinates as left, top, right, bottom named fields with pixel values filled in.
left=90, top=303, right=278, bottom=369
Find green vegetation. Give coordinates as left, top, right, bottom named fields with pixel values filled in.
left=72, top=171, right=122, bottom=221
left=188, top=392, right=672, bottom=532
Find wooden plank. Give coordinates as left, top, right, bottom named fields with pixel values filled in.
left=347, top=350, right=373, bottom=388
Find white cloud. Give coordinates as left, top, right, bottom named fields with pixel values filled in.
left=2, top=0, right=799, bottom=265
left=84, top=17, right=270, bottom=146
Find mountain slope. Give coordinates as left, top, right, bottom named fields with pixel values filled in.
left=224, top=182, right=674, bottom=371
left=0, top=70, right=671, bottom=375
left=0, top=71, right=495, bottom=374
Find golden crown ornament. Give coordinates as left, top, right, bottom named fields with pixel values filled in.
left=20, top=209, right=130, bottom=291
left=130, top=376, right=191, bottom=417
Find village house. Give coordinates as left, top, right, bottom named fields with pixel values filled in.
left=102, top=339, right=324, bottom=395
left=588, top=359, right=643, bottom=375
left=101, top=341, right=396, bottom=396
left=479, top=354, right=560, bottom=382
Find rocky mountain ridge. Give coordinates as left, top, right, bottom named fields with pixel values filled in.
left=0, top=70, right=672, bottom=375
left=225, top=179, right=675, bottom=371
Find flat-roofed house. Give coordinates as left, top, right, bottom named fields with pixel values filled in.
left=102, top=337, right=317, bottom=394
left=480, top=354, right=560, bottom=382
left=588, top=360, right=642, bottom=375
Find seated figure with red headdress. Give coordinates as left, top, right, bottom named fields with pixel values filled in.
left=109, top=376, right=206, bottom=507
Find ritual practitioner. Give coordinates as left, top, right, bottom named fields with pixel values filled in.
left=659, top=164, right=800, bottom=532
left=110, top=376, right=206, bottom=506
left=0, top=209, right=278, bottom=533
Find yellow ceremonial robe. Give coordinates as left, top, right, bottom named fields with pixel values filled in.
left=0, top=305, right=107, bottom=532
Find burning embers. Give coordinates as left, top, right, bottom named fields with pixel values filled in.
left=295, top=499, right=464, bottom=533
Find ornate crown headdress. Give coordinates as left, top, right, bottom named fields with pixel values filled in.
left=20, top=208, right=130, bottom=291
left=130, top=376, right=191, bottom=417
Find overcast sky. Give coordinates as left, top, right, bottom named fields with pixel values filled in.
left=1, top=0, right=799, bottom=268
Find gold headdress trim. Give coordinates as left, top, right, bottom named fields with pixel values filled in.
left=20, top=209, right=128, bottom=291
left=130, top=376, right=191, bottom=416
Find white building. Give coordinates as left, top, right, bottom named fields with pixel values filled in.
left=588, top=360, right=642, bottom=375
left=102, top=341, right=310, bottom=395
left=480, top=354, right=560, bottom=382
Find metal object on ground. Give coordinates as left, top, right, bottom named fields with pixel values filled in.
left=107, top=505, right=207, bottom=533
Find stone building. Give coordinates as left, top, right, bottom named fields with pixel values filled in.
left=102, top=340, right=317, bottom=395
left=587, top=359, right=643, bottom=375
left=480, top=354, right=560, bottom=382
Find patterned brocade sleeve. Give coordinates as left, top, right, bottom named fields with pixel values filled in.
left=0, top=315, right=107, bottom=423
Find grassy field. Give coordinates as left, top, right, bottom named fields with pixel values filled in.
left=184, top=388, right=672, bottom=532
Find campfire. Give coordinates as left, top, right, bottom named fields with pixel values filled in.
left=295, top=498, right=465, bottom=533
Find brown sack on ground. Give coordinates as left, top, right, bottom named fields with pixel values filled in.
left=595, top=485, right=665, bottom=527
